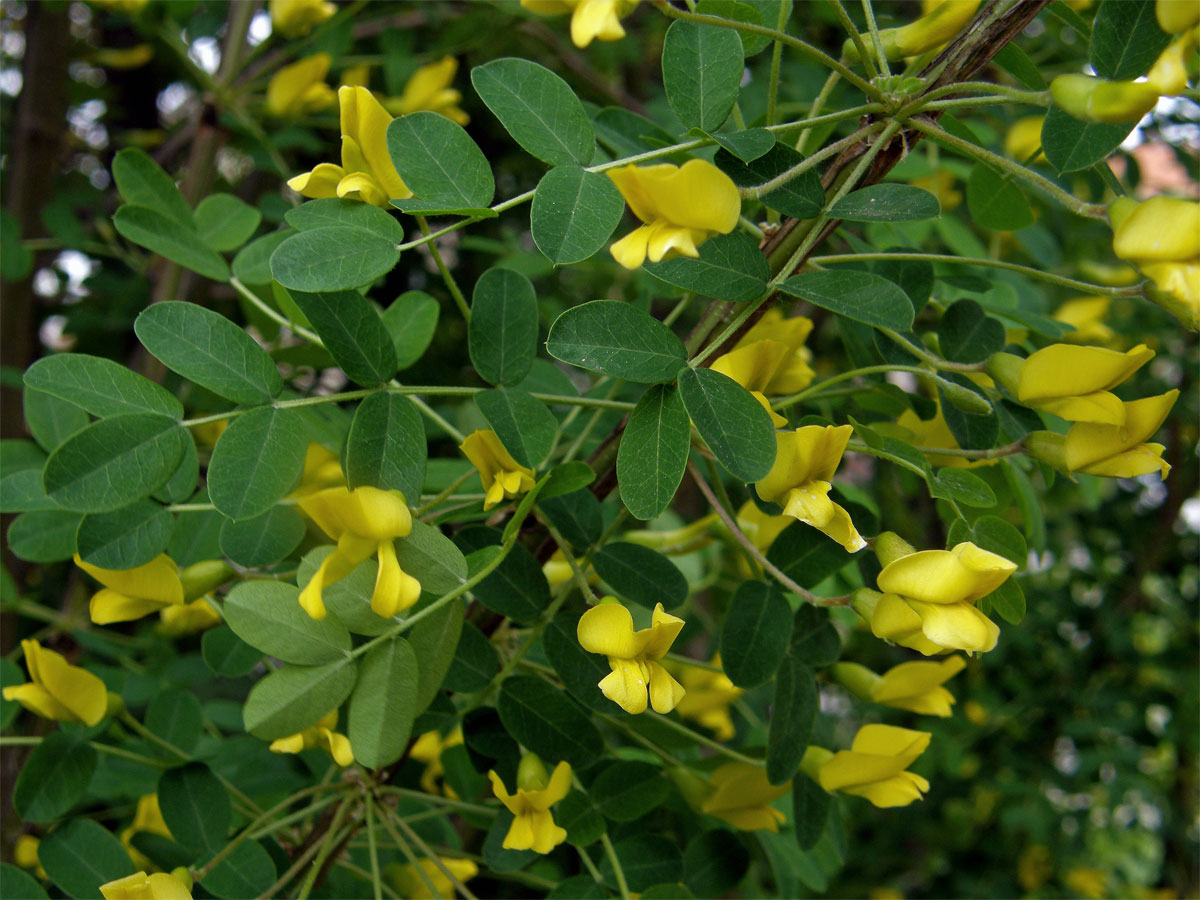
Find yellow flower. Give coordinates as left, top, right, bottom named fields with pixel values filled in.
left=385, top=857, right=479, bottom=899
left=121, top=794, right=173, bottom=872
left=668, top=655, right=743, bottom=741
left=100, top=871, right=192, bottom=900
left=294, top=442, right=346, bottom=496
left=1015, top=343, right=1154, bottom=425
left=866, top=535, right=1015, bottom=656
left=754, top=425, right=866, bottom=553
left=1158, top=0, right=1200, bottom=33
left=888, top=402, right=997, bottom=469
left=384, top=57, right=469, bottom=125
left=700, top=762, right=789, bottom=831
left=410, top=727, right=464, bottom=795
left=15, top=835, right=46, bottom=879
left=1052, top=296, right=1115, bottom=344
left=75, top=553, right=185, bottom=625
left=460, top=430, right=537, bottom=511
left=848, top=0, right=981, bottom=60
left=577, top=600, right=686, bottom=714
left=488, top=756, right=572, bottom=854
left=1004, top=116, right=1046, bottom=164
left=269, top=0, right=336, bottom=38
left=297, top=485, right=421, bottom=620
left=711, top=311, right=816, bottom=425
left=1063, top=390, right=1179, bottom=478
left=832, top=656, right=966, bottom=717
left=607, top=160, right=741, bottom=269
left=807, top=724, right=933, bottom=808
left=521, top=0, right=637, bottom=48
left=4, top=639, right=108, bottom=726
left=735, top=500, right=793, bottom=554
left=156, top=598, right=222, bottom=637
left=287, top=85, right=412, bottom=208
left=266, top=54, right=336, bottom=118
left=1110, top=195, right=1200, bottom=329
left=269, top=709, right=355, bottom=766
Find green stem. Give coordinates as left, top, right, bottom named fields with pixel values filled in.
left=859, top=0, right=892, bottom=78
left=875, top=328, right=987, bottom=373
left=417, top=215, right=471, bottom=323
left=600, top=833, right=632, bottom=900
left=652, top=713, right=766, bottom=765
left=406, top=395, right=467, bottom=444
left=765, top=0, right=790, bottom=126
left=414, top=469, right=476, bottom=517
left=827, top=0, right=877, bottom=79
left=258, top=819, right=357, bottom=900
left=796, top=70, right=843, bottom=154
left=1, top=737, right=172, bottom=770
left=230, top=276, right=323, bottom=344
left=296, top=796, right=355, bottom=900
left=743, top=122, right=882, bottom=197
left=379, top=794, right=480, bottom=900
left=338, top=858, right=399, bottom=900
left=371, top=796, right=445, bottom=900
left=375, top=786, right=498, bottom=817
left=772, top=362, right=984, bottom=408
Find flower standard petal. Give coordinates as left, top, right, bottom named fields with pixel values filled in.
left=652, top=159, right=742, bottom=235
left=75, top=554, right=184, bottom=606
left=877, top=542, right=1016, bottom=605
left=288, top=163, right=345, bottom=199
left=14, top=639, right=108, bottom=725
left=1064, top=390, right=1180, bottom=472
left=577, top=603, right=644, bottom=658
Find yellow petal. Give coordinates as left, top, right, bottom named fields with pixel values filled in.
left=840, top=770, right=929, bottom=807
left=598, top=658, right=650, bottom=714
left=503, top=811, right=537, bottom=850
left=542, top=761, right=574, bottom=807
left=19, top=639, right=108, bottom=725
left=1114, top=195, right=1200, bottom=261
left=322, top=729, right=355, bottom=766
left=336, top=171, right=389, bottom=207
left=877, top=541, right=1017, bottom=605
left=75, top=553, right=184, bottom=605
left=651, top=159, right=742, bottom=235
left=269, top=0, right=337, bottom=38
left=4, top=683, right=78, bottom=724
left=1158, top=0, right=1200, bottom=33
left=266, top=53, right=333, bottom=117
left=270, top=733, right=307, bottom=755
left=711, top=340, right=791, bottom=393
left=756, top=425, right=851, bottom=502
left=527, top=808, right=567, bottom=853
left=287, top=163, right=345, bottom=199
left=909, top=598, right=1000, bottom=654
left=609, top=225, right=653, bottom=269
left=577, top=603, right=643, bottom=657
left=1064, top=390, right=1179, bottom=472
left=397, top=57, right=458, bottom=113
left=90, top=589, right=173, bottom=624
left=871, top=656, right=965, bottom=712
left=338, top=86, right=411, bottom=202
left=489, top=771, right=523, bottom=816
left=646, top=660, right=686, bottom=713
left=1017, top=343, right=1153, bottom=409
left=1004, top=115, right=1046, bottom=163
left=1072, top=442, right=1171, bottom=479
left=570, top=0, right=628, bottom=46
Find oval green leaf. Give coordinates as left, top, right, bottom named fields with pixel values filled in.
left=719, top=581, right=792, bottom=689
left=383, top=290, right=440, bottom=370
left=207, top=406, right=308, bottom=521
left=114, top=204, right=230, bottom=282
left=497, top=675, right=603, bottom=768
left=766, top=653, right=818, bottom=784
left=678, top=366, right=775, bottom=483
left=715, top=143, right=824, bottom=219
left=346, top=391, right=427, bottom=505
left=284, top=197, right=404, bottom=242
left=194, top=193, right=262, bottom=252
left=270, top=225, right=399, bottom=293
left=13, top=732, right=97, bottom=822
left=223, top=580, right=351, bottom=664
left=828, top=183, right=941, bottom=222
left=645, top=231, right=770, bottom=303
left=242, top=658, right=357, bottom=740
left=348, top=636, right=419, bottom=768
left=76, top=498, right=173, bottom=570
left=593, top=542, right=688, bottom=610
left=617, top=384, right=690, bottom=521
left=779, top=269, right=915, bottom=330
left=286, top=288, right=399, bottom=386
left=965, top=164, right=1033, bottom=232
left=662, top=20, right=744, bottom=132
left=39, top=818, right=132, bottom=900
left=475, top=388, right=557, bottom=469
left=531, top=166, right=625, bottom=265
left=219, top=504, right=306, bottom=567
left=387, top=112, right=495, bottom=209
left=158, top=762, right=230, bottom=854
left=546, top=300, right=687, bottom=384
left=470, top=267, right=539, bottom=387
left=24, top=353, right=183, bottom=419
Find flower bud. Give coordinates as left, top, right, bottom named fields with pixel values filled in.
left=798, top=745, right=835, bottom=781
left=1050, top=74, right=1159, bottom=124
left=180, top=560, right=235, bottom=602
left=105, top=691, right=125, bottom=719
left=1023, top=431, right=1069, bottom=473
left=830, top=662, right=882, bottom=701
left=169, top=868, right=194, bottom=892
left=849, top=587, right=884, bottom=622
left=873, top=532, right=916, bottom=568
left=517, top=753, right=551, bottom=792
left=939, top=379, right=993, bottom=416
left=985, top=352, right=1022, bottom=397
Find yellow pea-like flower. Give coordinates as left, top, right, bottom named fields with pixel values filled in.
left=700, top=762, right=789, bottom=831
left=1158, top=0, right=1200, bottom=34
left=269, top=0, right=336, bottom=38
left=803, top=724, right=933, bottom=808
left=832, top=656, right=966, bottom=717
left=1004, top=116, right=1046, bottom=164
left=521, top=0, right=638, bottom=48
left=384, top=57, right=469, bottom=125
left=268, top=709, right=355, bottom=766
left=667, top=655, right=744, bottom=741
left=75, top=553, right=185, bottom=625
left=577, top=600, right=686, bottom=715
left=846, top=0, right=980, bottom=60
left=100, top=871, right=192, bottom=900
left=4, top=639, right=109, bottom=727
left=410, top=727, right=464, bottom=796
left=1063, top=390, right=1179, bottom=479
left=711, top=310, right=816, bottom=424
left=1015, top=343, right=1155, bottom=425
left=754, top=424, right=866, bottom=553
left=1051, top=296, right=1115, bottom=345
left=266, top=54, right=336, bottom=118
left=607, top=160, right=741, bottom=269
left=489, top=756, right=572, bottom=854
left=385, top=857, right=479, bottom=899
left=1110, top=195, right=1200, bottom=329
left=460, top=429, right=537, bottom=511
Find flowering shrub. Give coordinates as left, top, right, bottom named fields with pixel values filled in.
left=1, top=0, right=1196, bottom=898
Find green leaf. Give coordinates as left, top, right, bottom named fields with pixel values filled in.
left=539, top=488, right=602, bottom=549
left=383, top=290, right=441, bottom=370
left=153, top=436, right=199, bottom=504
left=208, top=406, right=308, bottom=521
left=456, top=528, right=550, bottom=624
left=720, top=581, right=792, bottom=688
left=972, top=514, right=1027, bottom=568
left=38, top=818, right=132, bottom=900
left=543, top=608, right=611, bottom=711
left=114, top=204, right=231, bottom=282
left=591, top=761, right=670, bottom=821
left=25, top=353, right=183, bottom=419
left=397, top=519, right=469, bottom=595
left=269, top=225, right=400, bottom=293
left=601, top=837, right=682, bottom=892
left=194, top=193, right=262, bottom=252
left=13, top=732, right=97, bottom=822
left=645, top=231, right=770, bottom=303
left=472, top=57, right=595, bottom=165
left=779, top=270, right=914, bottom=330
left=662, top=20, right=744, bottom=131
left=287, top=288, right=399, bottom=386
left=24, top=385, right=88, bottom=452
left=111, top=147, right=191, bottom=224
left=542, top=461, right=596, bottom=499
left=146, top=688, right=204, bottom=754
left=531, top=165, right=625, bottom=265
left=939, top=298, right=1005, bottom=363
left=43, top=413, right=187, bottom=513
left=697, top=0, right=780, bottom=53
left=76, top=498, right=173, bottom=569
left=223, top=580, right=352, bottom=664
left=284, top=197, right=404, bottom=241
left=707, top=127, right=775, bottom=162
left=984, top=577, right=1025, bottom=625
left=7, top=509, right=82, bottom=562
left=444, top=623, right=499, bottom=692
left=871, top=252, right=934, bottom=312
left=792, top=774, right=831, bottom=850
left=298, top=550, right=392, bottom=637
left=930, top=467, right=997, bottom=509
left=966, top=164, right=1033, bottom=232
left=0, top=865, right=48, bottom=900
left=991, top=41, right=1047, bottom=89
left=828, top=184, right=941, bottom=222
left=938, top=376, right=998, bottom=449
left=470, top=267, right=539, bottom=387
left=715, top=143, right=824, bottom=219
left=475, top=388, right=557, bottom=469
left=677, top=366, right=775, bottom=482
left=408, top=594, right=465, bottom=714
left=767, top=522, right=850, bottom=589
left=1041, top=105, right=1135, bottom=173
left=593, top=107, right=678, bottom=159
left=767, top=653, right=817, bottom=784
left=593, top=542, right=688, bottom=609
left=232, top=229, right=294, bottom=284
left=159, top=762, right=230, bottom=854
left=389, top=200, right=499, bottom=216
left=1090, top=0, right=1170, bottom=79
left=497, top=675, right=603, bottom=768
left=555, top=791, right=607, bottom=848
left=617, top=385, right=690, bottom=521
left=1001, top=460, right=1046, bottom=552
left=387, top=112, right=495, bottom=208
left=203, top=841, right=277, bottom=900
left=202, top=626, right=262, bottom=677
left=242, top=658, right=357, bottom=740
left=0, top=468, right=58, bottom=512
left=346, top=391, right=426, bottom=505
left=547, top=300, right=687, bottom=384
left=349, top=636, right=419, bottom=768
left=135, top=301, right=282, bottom=404
left=685, top=829, right=751, bottom=897
left=790, top=605, right=841, bottom=667
left=219, top=504, right=306, bottom=567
